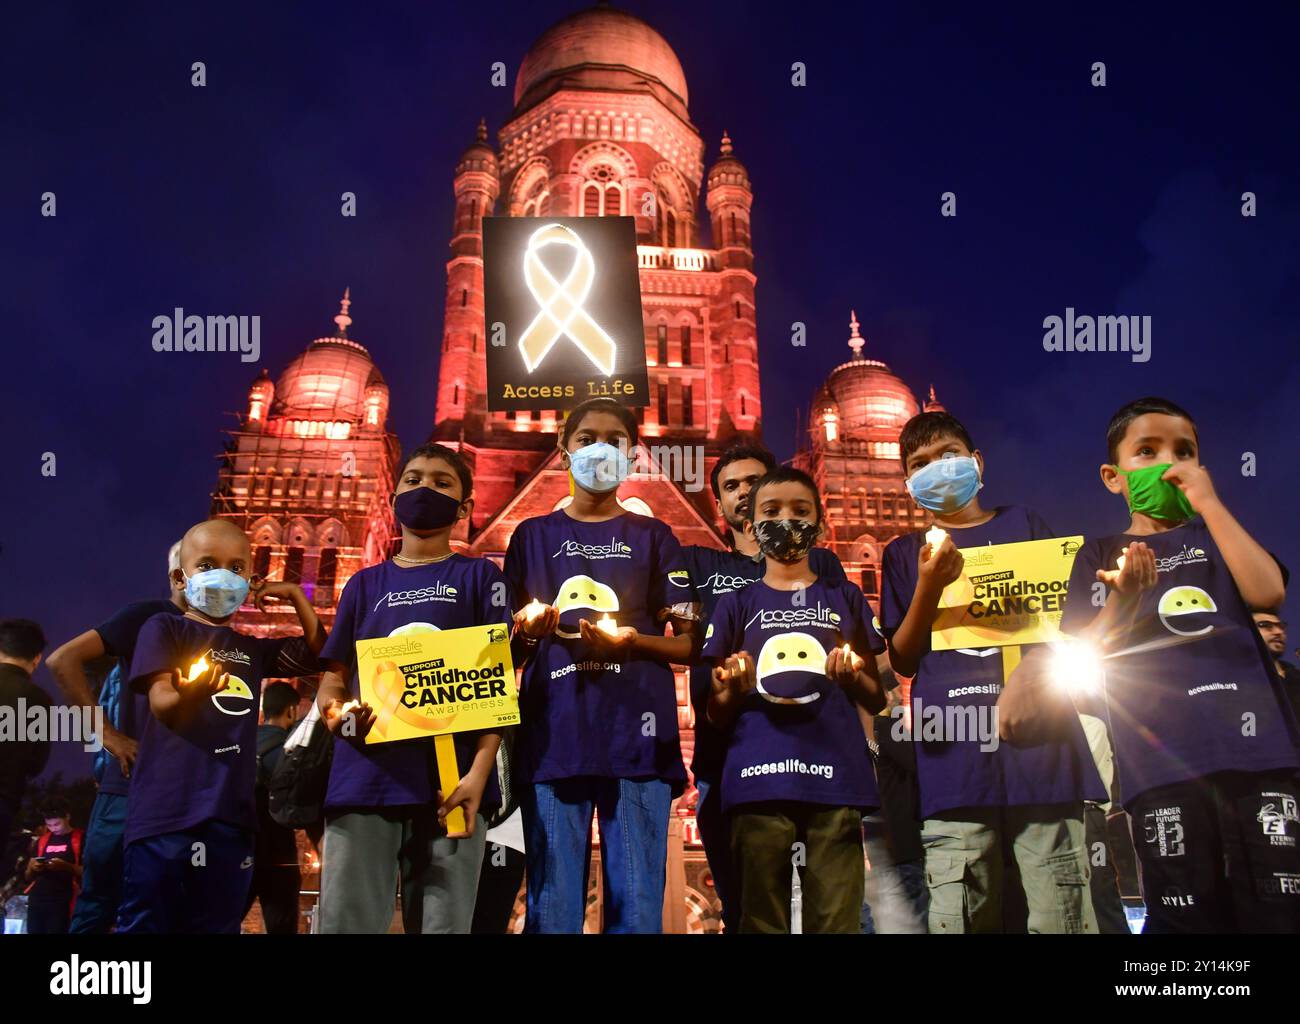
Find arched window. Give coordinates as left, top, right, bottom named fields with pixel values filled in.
left=581, top=164, right=623, bottom=217
left=453, top=383, right=460, bottom=405
left=315, top=548, right=338, bottom=607
left=680, top=324, right=692, bottom=366
left=521, top=176, right=550, bottom=217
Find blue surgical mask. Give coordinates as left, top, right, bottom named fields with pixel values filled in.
left=183, top=568, right=250, bottom=618
left=906, top=455, right=982, bottom=514
left=568, top=442, right=630, bottom=493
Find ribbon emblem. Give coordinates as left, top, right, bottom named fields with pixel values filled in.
left=367, top=660, right=456, bottom=739
left=518, top=223, right=618, bottom=375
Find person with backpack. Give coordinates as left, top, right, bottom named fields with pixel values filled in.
left=245, top=682, right=303, bottom=933
left=45, top=541, right=187, bottom=932
left=24, top=800, right=84, bottom=934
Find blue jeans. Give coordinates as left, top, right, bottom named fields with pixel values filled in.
left=694, top=777, right=739, bottom=933
left=70, top=791, right=128, bottom=934
left=521, top=776, right=671, bottom=933
left=117, top=821, right=254, bottom=934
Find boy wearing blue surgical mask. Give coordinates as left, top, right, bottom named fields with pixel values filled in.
left=1009, top=397, right=1299, bottom=934
left=117, top=518, right=324, bottom=933
left=880, top=412, right=1104, bottom=933
left=505, top=397, right=698, bottom=933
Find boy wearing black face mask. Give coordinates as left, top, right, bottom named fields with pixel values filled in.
left=118, top=519, right=323, bottom=933
left=315, top=444, right=510, bottom=933
left=703, top=467, right=887, bottom=933
left=880, top=412, right=1103, bottom=934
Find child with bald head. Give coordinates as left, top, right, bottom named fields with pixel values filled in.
left=115, top=518, right=325, bottom=933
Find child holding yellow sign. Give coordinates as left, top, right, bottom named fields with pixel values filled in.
left=314, top=445, right=513, bottom=934
left=880, top=412, right=1103, bottom=934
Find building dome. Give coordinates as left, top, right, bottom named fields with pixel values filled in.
left=514, top=4, right=689, bottom=117
left=273, top=290, right=388, bottom=423
left=812, top=313, right=920, bottom=442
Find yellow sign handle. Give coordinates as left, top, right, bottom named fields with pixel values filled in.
left=1002, top=644, right=1022, bottom=682
left=434, top=733, right=467, bottom=836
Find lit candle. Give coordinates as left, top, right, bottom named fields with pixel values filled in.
left=339, top=699, right=361, bottom=717
left=926, top=525, right=948, bottom=550
left=186, top=655, right=210, bottom=682
left=522, top=599, right=545, bottom=625
left=1116, top=551, right=1127, bottom=572
left=597, top=614, right=618, bottom=636
left=841, top=644, right=863, bottom=670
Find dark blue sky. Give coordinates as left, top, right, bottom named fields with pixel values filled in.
left=4, top=2, right=1298, bottom=781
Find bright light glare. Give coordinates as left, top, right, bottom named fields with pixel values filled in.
left=1050, top=637, right=1103, bottom=695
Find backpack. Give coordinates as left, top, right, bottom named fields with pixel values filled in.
left=92, top=664, right=124, bottom=785
left=267, top=702, right=333, bottom=830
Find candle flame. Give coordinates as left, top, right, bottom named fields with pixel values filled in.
left=597, top=614, right=618, bottom=635
left=1116, top=553, right=1127, bottom=572
left=339, top=699, right=361, bottom=717
left=523, top=600, right=545, bottom=624
left=925, top=526, right=948, bottom=549
left=186, top=655, right=210, bottom=682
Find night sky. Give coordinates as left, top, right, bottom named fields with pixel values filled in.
left=4, top=2, right=1298, bottom=783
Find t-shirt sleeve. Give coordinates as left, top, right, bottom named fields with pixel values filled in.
left=812, top=547, right=848, bottom=586
left=650, top=525, right=692, bottom=612
left=847, top=586, right=888, bottom=656
left=127, top=615, right=182, bottom=692
left=502, top=525, right=530, bottom=606
left=479, top=560, right=516, bottom=626
left=319, top=573, right=362, bottom=670
left=95, top=601, right=164, bottom=658
left=879, top=537, right=913, bottom=639
left=1024, top=507, right=1057, bottom=540
left=1059, top=540, right=1104, bottom=636
left=700, top=592, right=740, bottom=662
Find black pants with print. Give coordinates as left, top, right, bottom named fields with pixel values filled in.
left=1130, top=770, right=1300, bottom=933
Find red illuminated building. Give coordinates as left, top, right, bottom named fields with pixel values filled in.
left=214, top=3, right=946, bottom=933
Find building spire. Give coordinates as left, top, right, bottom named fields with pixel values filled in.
left=334, top=287, right=352, bottom=338
left=476, top=117, right=487, bottom=144
left=847, top=310, right=864, bottom=359
left=720, top=130, right=733, bottom=156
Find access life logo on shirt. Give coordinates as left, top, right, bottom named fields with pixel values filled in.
left=743, top=603, right=842, bottom=633
left=552, top=537, right=632, bottom=560
left=700, top=570, right=757, bottom=595
left=373, top=581, right=459, bottom=613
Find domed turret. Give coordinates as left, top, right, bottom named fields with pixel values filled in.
left=811, top=312, right=920, bottom=447
left=273, top=290, right=388, bottom=428
left=246, top=368, right=274, bottom=424
left=514, top=4, right=690, bottom=119
left=923, top=385, right=947, bottom=413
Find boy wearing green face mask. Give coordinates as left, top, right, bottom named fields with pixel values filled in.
left=1013, top=396, right=1299, bottom=934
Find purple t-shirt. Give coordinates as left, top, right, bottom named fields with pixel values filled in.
left=880, top=506, right=1106, bottom=819
left=125, top=615, right=315, bottom=844
left=683, top=545, right=849, bottom=781
left=503, top=509, right=692, bottom=789
left=319, top=555, right=512, bottom=811
left=1060, top=516, right=1299, bottom=806
left=701, top=578, right=886, bottom=813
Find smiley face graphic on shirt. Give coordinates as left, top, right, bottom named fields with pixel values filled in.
left=211, top=672, right=256, bottom=716
left=389, top=622, right=440, bottom=637
left=755, top=632, right=827, bottom=705
left=1156, top=585, right=1217, bottom=637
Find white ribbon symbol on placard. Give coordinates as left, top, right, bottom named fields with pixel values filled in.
left=518, top=223, right=617, bottom=376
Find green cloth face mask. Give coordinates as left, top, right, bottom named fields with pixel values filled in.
left=1113, top=462, right=1195, bottom=522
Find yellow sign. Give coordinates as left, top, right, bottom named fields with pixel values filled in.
left=355, top=623, right=519, bottom=744
left=930, top=536, right=1083, bottom=652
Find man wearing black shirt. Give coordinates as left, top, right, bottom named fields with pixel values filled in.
left=0, top=620, right=52, bottom=873
left=683, top=445, right=850, bottom=932
left=45, top=542, right=186, bottom=933
left=1254, top=611, right=1300, bottom=726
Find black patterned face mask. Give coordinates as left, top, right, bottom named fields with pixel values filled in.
left=752, top=518, right=819, bottom=562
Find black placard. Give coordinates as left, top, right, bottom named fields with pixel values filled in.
left=482, top=216, right=648, bottom=412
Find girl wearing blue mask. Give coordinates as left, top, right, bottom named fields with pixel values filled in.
left=504, top=397, right=698, bottom=932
